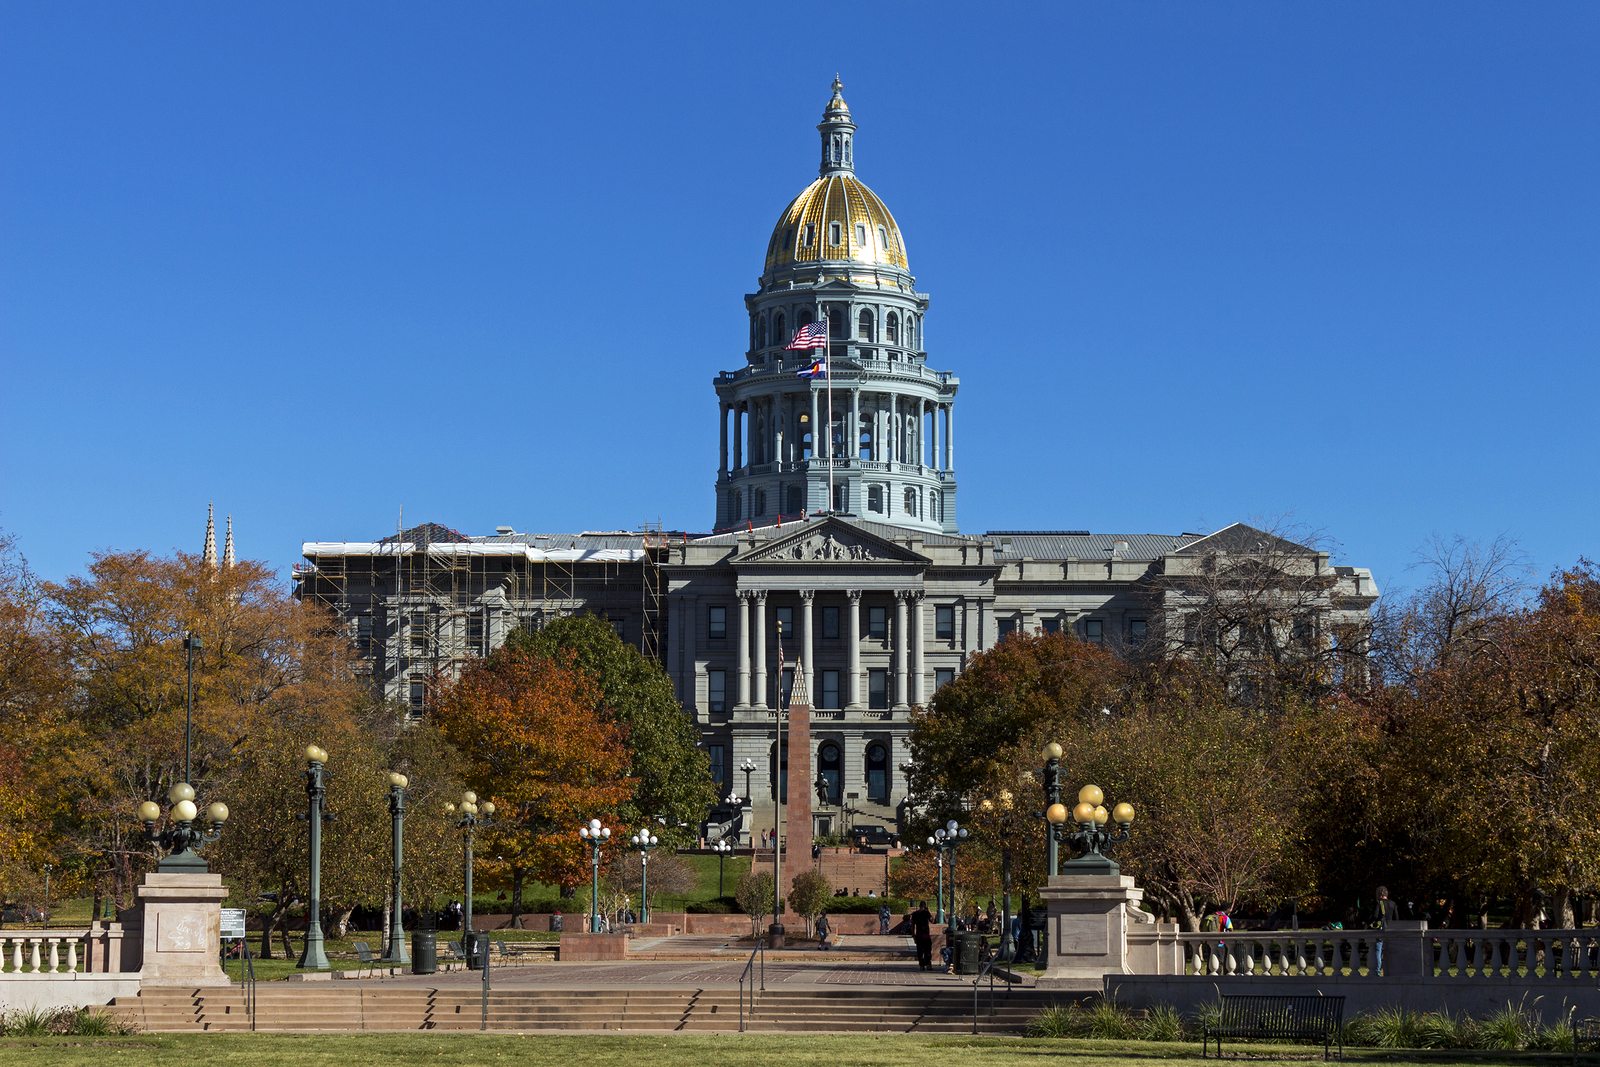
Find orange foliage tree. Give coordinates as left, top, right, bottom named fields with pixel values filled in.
left=431, top=645, right=634, bottom=921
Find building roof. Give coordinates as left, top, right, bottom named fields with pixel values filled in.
left=988, top=532, right=1198, bottom=562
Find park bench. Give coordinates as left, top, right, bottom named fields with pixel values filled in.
left=351, top=940, right=385, bottom=978
left=1574, top=1016, right=1600, bottom=1064
left=1202, top=993, right=1345, bottom=1060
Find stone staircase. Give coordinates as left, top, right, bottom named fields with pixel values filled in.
left=106, top=985, right=1065, bottom=1034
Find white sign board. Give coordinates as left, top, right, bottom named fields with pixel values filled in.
left=220, top=907, right=247, bottom=939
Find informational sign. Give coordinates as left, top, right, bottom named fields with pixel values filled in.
left=220, top=907, right=247, bottom=940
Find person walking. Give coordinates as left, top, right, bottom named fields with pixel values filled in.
left=815, top=911, right=833, bottom=950
left=911, top=900, right=934, bottom=970
left=878, top=902, right=892, bottom=935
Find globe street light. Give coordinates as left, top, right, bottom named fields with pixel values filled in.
left=739, top=759, right=757, bottom=844
left=385, top=771, right=409, bottom=964
left=712, top=838, right=733, bottom=897
left=445, top=791, right=495, bottom=947
left=1045, top=784, right=1136, bottom=875
left=578, top=818, right=612, bottom=932
left=1041, top=742, right=1063, bottom=877
left=137, top=781, right=229, bottom=873
left=298, top=744, right=331, bottom=969
left=930, top=820, right=968, bottom=928
left=630, top=829, right=659, bottom=924
left=979, top=790, right=1018, bottom=960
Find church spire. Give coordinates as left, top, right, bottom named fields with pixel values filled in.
left=223, top=514, right=235, bottom=568
left=202, top=503, right=218, bottom=569
left=817, top=75, right=856, bottom=177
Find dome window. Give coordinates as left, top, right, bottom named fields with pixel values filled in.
left=877, top=225, right=888, bottom=250
left=804, top=224, right=815, bottom=247
left=827, top=308, right=845, bottom=340
left=828, top=221, right=841, bottom=246
left=857, top=309, right=875, bottom=342
left=904, top=488, right=919, bottom=517
left=855, top=223, right=867, bottom=247
left=886, top=312, right=900, bottom=344
left=757, top=317, right=768, bottom=349
left=774, top=312, right=787, bottom=344
left=867, top=485, right=884, bottom=514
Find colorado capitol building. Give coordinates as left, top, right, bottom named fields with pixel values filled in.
left=294, top=79, right=1379, bottom=835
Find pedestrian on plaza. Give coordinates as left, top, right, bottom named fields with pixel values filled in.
left=816, top=912, right=833, bottom=950
left=1372, top=885, right=1398, bottom=974
left=878, top=902, right=891, bottom=935
left=911, top=900, right=934, bottom=970
left=1016, top=895, right=1034, bottom=962
left=761, top=828, right=769, bottom=849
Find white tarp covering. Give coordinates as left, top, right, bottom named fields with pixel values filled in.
left=300, top=542, right=644, bottom=563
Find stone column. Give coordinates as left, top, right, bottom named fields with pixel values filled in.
left=719, top=402, right=729, bottom=475
left=910, top=592, right=926, bottom=705
left=733, top=403, right=744, bottom=471
left=810, top=388, right=819, bottom=462
left=846, top=590, right=863, bottom=709
left=850, top=389, right=861, bottom=458
left=736, top=591, right=751, bottom=708
left=753, top=591, right=768, bottom=709
left=800, top=591, right=815, bottom=701
left=893, top=592, right=909, bottom=709
left=947, top=403, right=955, bottom=469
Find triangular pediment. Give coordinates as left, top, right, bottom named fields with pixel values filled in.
left=734, top=518, right=928, bottom=566
left=1172, top=523, right=1314, bottom=557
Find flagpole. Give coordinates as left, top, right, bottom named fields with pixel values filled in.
left=825, top=319, right=834, bottom=515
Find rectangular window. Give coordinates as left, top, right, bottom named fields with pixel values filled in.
left=1083, top=618, right=1104, bottom=644
left=409, top=612, right=429, bottom=653
left=1042, top=618, right=1061, bottom=635
left=868, top=669, right=889, bottom=710
left=708, top=605, right=727, bottom=640
left=935, top=605, right=955, bottom=641
left=708, top=743, right=727, bottom=793
left=775, top=606, right=795, bottom=638
left=708, top=669, right=727, bottom=714
left=868, top=605, right=887, bottom=640
left=780, top=667, right=795, bottom=706
left=355, top=613, right=374, bottom=653
left=466, top=613, right=485, bottom=656
left=1127, top=618, right=1148, bottom=643
left=998, top=618, right=1017, bottom=641
left=821, top=670, right=840, bottom=709
left=408, top=679, right=426, bottom=717
left=935, top=668, right=955, bottom=691
left=822, top=605, right=841, bottom=640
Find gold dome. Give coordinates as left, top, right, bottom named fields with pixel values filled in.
left=764, top=174, right=909, bottom=273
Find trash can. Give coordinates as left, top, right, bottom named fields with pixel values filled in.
left=549, top=913, right=564, bottom=933
left=466, top=931, right=488, bottom=971
left=411, top=930, right=437, bottom=975
left=955, top=931, right=983, bottom=975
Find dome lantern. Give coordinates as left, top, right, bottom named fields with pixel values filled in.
left=817, top=74, right=856, bottom=177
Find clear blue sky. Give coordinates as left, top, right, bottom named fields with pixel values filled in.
left=3, top=3, right=1596, bottom=597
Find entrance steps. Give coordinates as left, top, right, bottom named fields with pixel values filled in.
left=106, top=985, right=1062, bottom=1034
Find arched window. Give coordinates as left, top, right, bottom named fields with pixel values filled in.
left=786, top=485, right=804, bottom=515
left=818, top=743, right=842, bottom=805
left=930, top=491, right=942, bottom=523
left=857, top=309, right=875, bottom=342
left=867, top=484, right=884, bottom=513
left=886, top=311, right=899, bottom=344
left=828, top=307, right=845, bottom=340
left=774, top=312, right=787, bottom=344
left=904, top=487, right=918, bottom=517
left=757, top=316, right=767, bottom=349
left=828, top=221, right=842, bottom=246
left=866, top=743, right=888, bottom=804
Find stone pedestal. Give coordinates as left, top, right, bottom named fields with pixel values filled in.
left=119, top=872, right=230, bottom=987
left=1037, top=871, right=1145, bottom=983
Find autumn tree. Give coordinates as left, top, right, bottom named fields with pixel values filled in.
left=508, top=614, right=716, bottom=844
left=431, top=643, right=634, bottom=924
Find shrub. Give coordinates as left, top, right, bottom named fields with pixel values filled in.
left=1083, top=1000, right=1137, bottom=1040
left=1026, top=1004, right=1082, bottom=1039
left=0, top=1007, right=130, bottom=1037
left=686, top=899, right=735, bottom=913
left=1137, top=1004, right=1186, bottom=1042
left=1347, top=1005, right=1426, bottom=1048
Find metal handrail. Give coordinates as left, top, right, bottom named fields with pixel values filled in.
left=240, top=940, right=257, bottom=1032
left=737, top=935, right=766, bottom=1033
left=971, top=945, right=1013, bottom=1034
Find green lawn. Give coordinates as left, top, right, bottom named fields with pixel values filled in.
left=0, top=1034, right=1528, bottom=1067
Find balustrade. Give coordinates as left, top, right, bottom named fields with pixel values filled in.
left=0, top=931, right=84, bottom=974
left=1174, top=928, right=1600, bottom=982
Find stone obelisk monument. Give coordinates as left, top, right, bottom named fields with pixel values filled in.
left=784, top=665, right=813, bottom=894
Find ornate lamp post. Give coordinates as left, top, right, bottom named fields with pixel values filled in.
left=137, top=782, right=229, bottom=873
left=928, top=819, right=967, bottom=925
left=979, top=790, right=1018, bottom=960
left=385, top=771, right=409, bottom=964
left=712, top=838, right=733, bottom=896
left=445, top=791, right=494, bottom=945
left=630, top=828, right=659, bottom=924
left=1045, top=784, right=1135, bottom=875
left=578, top=817, right=612, bottom=932
left=298, top=743, right=331, bottom=969
left=1041, top=742, right=1062, bottom=877
left=740, top=759, right=757, bottom=843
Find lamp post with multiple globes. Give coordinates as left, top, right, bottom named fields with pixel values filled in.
left=137, top=783, right=230, bottom=873
left=978, top=790, right=1019, bottom=960
left=578, top=818, right=612, bottom=932
left=927, top=819, right=967, bottom=925
left=630, top=828, right=659, bottom=924
left=445, top=791, right=495, bottom=946
left=712, top=838, right=733, bottom=896
left=1045, top=784, right=1136, bottom=874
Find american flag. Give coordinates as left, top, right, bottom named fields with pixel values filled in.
left=784, top=319, right=829, bottom=351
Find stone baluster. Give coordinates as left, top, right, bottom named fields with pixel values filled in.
left=67, top=938, right=78, bottom=973
left=29, top=938, right=41, bottom=972
left=48, top=938, right=60, bottom=972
